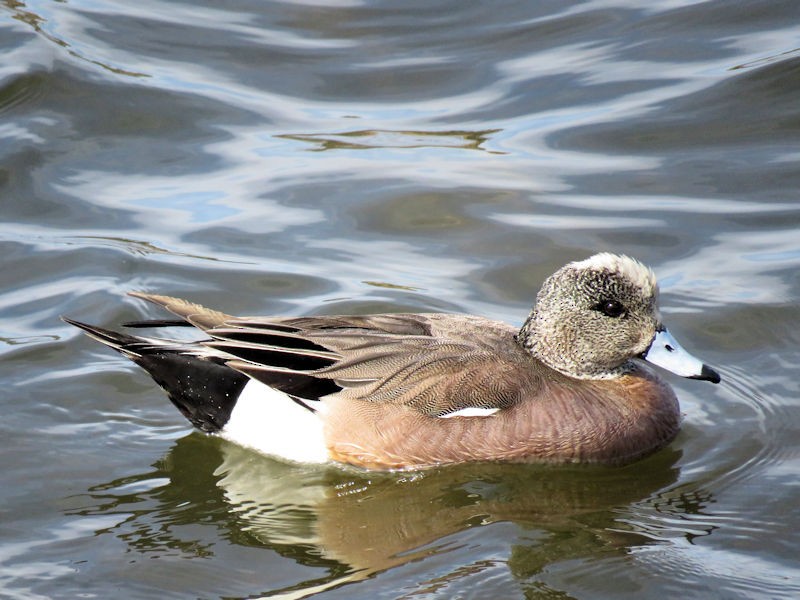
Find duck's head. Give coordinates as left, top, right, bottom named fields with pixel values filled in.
left=519, top=253, right=720, bottom=383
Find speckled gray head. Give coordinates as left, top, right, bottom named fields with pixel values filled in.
left=519, top=253, right=720, bottom=383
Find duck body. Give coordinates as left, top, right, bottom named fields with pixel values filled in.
left=64, top=254, right=718, bottom=470
left=315, top=316, right=680, bottom=469
left=323, top=365, right=680, bottom=469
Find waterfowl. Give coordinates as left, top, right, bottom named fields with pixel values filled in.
left=64, top=253, right=720, bottom=469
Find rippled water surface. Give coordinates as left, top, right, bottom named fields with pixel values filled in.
left=2, top=1, right=799, bottom=598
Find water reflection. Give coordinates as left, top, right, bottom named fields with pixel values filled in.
left=278, top=129, right=504, bottom=153
left=4, top=0, right=148, bottom=77
left=4, top=0, right=798, bottom=595
left=66, top=434, right=720, bottom=598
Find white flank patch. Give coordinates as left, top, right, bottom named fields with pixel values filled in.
left=438, top=407, right=500, bottom=419
left=221, top=380, right=330, bottom=464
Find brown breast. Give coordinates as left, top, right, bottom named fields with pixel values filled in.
left=323, top=365, right=680, bottom=469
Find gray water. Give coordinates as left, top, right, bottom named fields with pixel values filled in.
left=2, top=1, right=799, bottom=598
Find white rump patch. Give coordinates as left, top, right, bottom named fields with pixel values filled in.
left=438, top=407, right=500, bottom=419
left=221, top=380, right=329, bottom=464
left=571, top=253, right=657, bottom=294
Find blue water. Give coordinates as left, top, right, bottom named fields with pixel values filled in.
left=2, top=1, right=799, bottom=598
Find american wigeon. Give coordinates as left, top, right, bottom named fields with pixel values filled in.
left=64, top=253, right=720, bottom=469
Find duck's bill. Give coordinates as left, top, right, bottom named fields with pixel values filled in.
left=641, top=327, right=721, bottom=384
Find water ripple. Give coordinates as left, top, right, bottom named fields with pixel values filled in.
left=2, top=1, right=800, bottom=598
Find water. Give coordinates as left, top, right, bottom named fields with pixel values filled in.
left=2, top=0, right=799, bottom=598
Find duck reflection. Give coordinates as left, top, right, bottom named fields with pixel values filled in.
left=207, top=435, right=687, bottom=595
left=73, top=434, right=716, bottom=597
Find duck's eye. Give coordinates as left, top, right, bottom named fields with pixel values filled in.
left=595, top=299, right=626, bottom=318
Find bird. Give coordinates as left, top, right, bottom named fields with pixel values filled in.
left=63, top=253, right=720, bottom=470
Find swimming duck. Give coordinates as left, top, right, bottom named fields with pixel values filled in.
left=64, top=253, right=720, bottom=469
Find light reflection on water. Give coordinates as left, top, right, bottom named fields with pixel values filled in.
left=1, top=0, right=799, bottom=598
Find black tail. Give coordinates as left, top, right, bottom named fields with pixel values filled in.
left=63, top=317, right=248, bottom=433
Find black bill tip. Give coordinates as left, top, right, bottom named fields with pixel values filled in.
left=689, top=364, right=721, bottom=384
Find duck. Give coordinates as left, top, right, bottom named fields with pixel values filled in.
left=63, top=253, right=720, bottom=470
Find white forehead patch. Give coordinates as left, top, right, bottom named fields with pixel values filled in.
left=570, top=253, right=657, bottom=294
